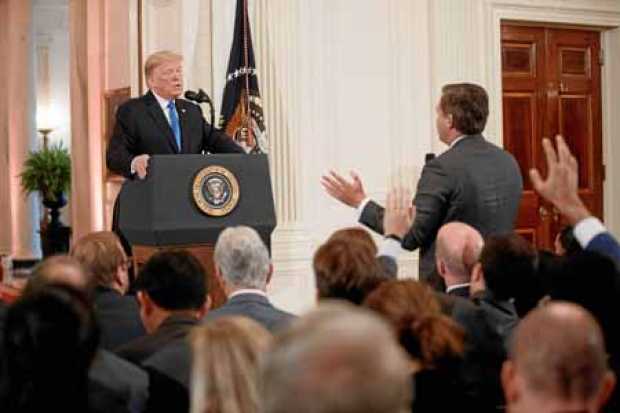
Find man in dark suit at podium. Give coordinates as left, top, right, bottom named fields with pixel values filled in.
left=106, top=50, right=244, bottom=179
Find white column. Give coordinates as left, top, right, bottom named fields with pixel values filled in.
left=252, top=0, right=314, bottom=313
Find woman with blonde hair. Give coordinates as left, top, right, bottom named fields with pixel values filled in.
left=190, top=316, right=272, bottom=413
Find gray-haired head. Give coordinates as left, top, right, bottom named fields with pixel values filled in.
left=261, top=302, right=412, bottom=413
left=214, top=226, right=270, bottom=291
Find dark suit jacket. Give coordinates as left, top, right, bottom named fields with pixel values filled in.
left=115, top=314, right=199, bottom=366
left=470, top=289, right=519, bottom=350
left=106, top=90, right=244, bottom=177
left=360, top=135, right=522, bottom=281
left=203, top=292, right=295, bottom=333
left=89, top=350, right=149, bottom=413
left=437, top=292, right=507, bottom=411
left=93, top=287, right=146, bottom=351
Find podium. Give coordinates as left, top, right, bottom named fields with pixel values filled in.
left=117, top=154, right=276, bottom=307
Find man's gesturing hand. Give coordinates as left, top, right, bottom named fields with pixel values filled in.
left=383, top=187, right=415, bottom=239
left=321, top=170, right=367, bottom=209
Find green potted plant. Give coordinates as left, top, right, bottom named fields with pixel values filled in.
left=20, top=143, right=71, bottom=255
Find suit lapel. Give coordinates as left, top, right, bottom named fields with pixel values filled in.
left=144, top=91, right=179, bottom=153
left=176, top=99, right=190, bottom=154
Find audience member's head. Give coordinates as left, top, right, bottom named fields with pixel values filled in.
left=0, top=284, right=99, bottom=412
left=261, top=302, right=412, bottom=413
left=134, top=250, right=208, bottom=333
left=437, top=83, right=489, bottom=144
left=364, top=280, right=464, bottom=370
left=472, top=234, right=537, bottom=310
left=502, top=302, right=616, bottom=413
left=23, top=255, right=89, bottom=296
left=313, top=238, right=386, bottom=304
left=328, top=227, right=378, bottom=255
left=435, top=222, right=483, bottom=288
left=554, top=225, right=582, bottom=256
left=190, top=316, right=272, bottom=413
left=213, top=226, right=272, bottom=295
left=70, top=231, right=130, bottom=294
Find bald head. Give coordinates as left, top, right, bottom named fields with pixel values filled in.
left=503, top=302, right=616, bottom=413
left=435, top=222, right=483, bottom=284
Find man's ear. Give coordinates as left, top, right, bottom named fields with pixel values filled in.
left=197, top=295, right=212, bottom=319
left=471, top=262, right=483, bottom=283
left=437, top=259, right=447, bottom=279
left=137, top=291, right=153, bottom=314
left=501, top=360, right=520, bottom=406
left=595, top=371, right=617, bottom=410
left=266, top=263, right=274, bottom=286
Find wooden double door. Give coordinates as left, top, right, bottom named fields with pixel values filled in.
left=501, top=23, right=604, bottom=249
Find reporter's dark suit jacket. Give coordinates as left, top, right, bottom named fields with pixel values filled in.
left=360, top=135, right=522, bottom=281
left=106, top=90, right=244, bottom=177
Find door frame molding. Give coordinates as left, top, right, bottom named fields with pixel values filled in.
left=484, top=0, right=620, bottom=235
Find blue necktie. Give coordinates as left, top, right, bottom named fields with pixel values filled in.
left=167, top=100, right=182, bottom=152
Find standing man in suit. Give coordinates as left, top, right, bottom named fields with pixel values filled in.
left=322, top=83, right=523, bottom=283
left=205, top=226, right=294, bottom=333
left=106, top=50, right=244, bottom=179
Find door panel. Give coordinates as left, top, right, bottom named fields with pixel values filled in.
left=501, top=24, right=603, bottom=250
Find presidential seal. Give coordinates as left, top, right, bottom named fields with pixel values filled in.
left=192, top=166, right=240, bottom=216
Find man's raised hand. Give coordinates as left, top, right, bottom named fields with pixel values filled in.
left=321, top=170, right=367, bottom=209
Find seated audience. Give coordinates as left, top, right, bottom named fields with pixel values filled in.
left=261, top=302, right=412, bottom=413
left=313, top=237, right=386, bottom=304
left=206, top=226, right=294, bottom=332
left=142, top=227, right=293, bottom=409
left=116, top=250, right=209, bottom=365
left=502, top=302, right=616, bottom=413
left=0, top=284, right=128, bottom=413
left=14, top=255, right=149, bottom=413
left=71, top=231, right=146, bottom=350
left=435, top=222, right=484, bottom=298
left=190, top=316, right=272, bottom=413
left=364, top=280, right=473, bottom=413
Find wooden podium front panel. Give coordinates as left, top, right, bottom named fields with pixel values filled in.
left=132, top=244, right=227, bottom=309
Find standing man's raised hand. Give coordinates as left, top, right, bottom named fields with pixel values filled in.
left=320, top=170, right=367, bottom=208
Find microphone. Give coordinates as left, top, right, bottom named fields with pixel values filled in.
left=425, top=153, right=435, bottom=164
left=184, top=89, right=212, bottom=104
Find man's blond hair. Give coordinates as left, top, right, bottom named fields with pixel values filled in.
left=144, top=50, right=183, bottom=80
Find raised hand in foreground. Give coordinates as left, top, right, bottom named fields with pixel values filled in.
left=529, top=135, right=591, bottom=225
